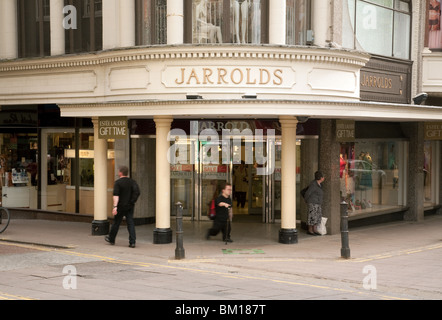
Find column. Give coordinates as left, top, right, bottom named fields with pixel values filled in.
left=312, top=0, right=330, bottom=47
left=269, top=0, right=286, bottom=45
left=50, top=0, right=65, bottom=56
left=279, top=116, right=298, bottom=244
left=102, top=0, right=119, bottom=50
left=119, top=0, right=135, bottom=47
left=402, top=122, right=425, bottom=221
left=318, top=120, right=340, bottom=235
left=0, top=0, right=18, bottom=59
left=154, top=116, right=173, bottom=244
left=167, top=0, right=184, bottom=44
left=92, top=118, right=110, bottom=235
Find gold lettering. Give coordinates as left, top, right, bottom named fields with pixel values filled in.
left=231, top=68, right=244, bottom=85
left=260, top=68, right=270, bottom=85
left=175, top=68, right=185, bottom=85
left=203, top=68, right=214, bottom=84
left=246, top=68, right=256, bottom=85
left=217, top=68, right=228, bottom=84
left=186, top=68, right=200, bottom=85
left=273, top=69, right=283, bottom=85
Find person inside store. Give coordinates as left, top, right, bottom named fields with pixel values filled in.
left=304, top=171, right=325, bottom=236
left=105, top=166, right=140, bottom=248
left=233, top=160, right=248, bottom=208
left=206, top=182, right=233, bottom=242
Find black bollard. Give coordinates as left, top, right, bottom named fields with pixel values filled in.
left=340, top=201, right=351, bottom=259
left=175, top=202, right=185, bottom=260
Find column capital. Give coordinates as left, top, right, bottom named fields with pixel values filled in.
left=279, top=116, right=299, bottom=127
left=154, top=116, right=174, bottom=127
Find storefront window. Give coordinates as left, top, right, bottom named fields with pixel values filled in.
left=343, top=0, right=411, bottom=59
left=286, top=0, right=310, bottom=45
left=340, top=140, right=407, bottom=215
left=135, top=0, right=167, bottom=45
left=427, top=0, right=442, bottom=49
left=189, top=0, right=268, bottom=44
left=424, top=141, right=441, bottom=206
left=0, top=133, right=38, bottom=208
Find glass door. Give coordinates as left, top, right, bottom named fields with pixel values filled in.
left=198, top=139, right=231, bottom=220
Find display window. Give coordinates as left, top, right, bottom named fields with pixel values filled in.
left=424, top=141, right=441, bottom=207
left=0, top=132, right=38, bottom=208
left=340, top=140, right=407, bottom=215
left=427, top=0, right=442, bottom=49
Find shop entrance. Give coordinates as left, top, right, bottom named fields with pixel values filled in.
left=196, top=137, right=281, bottom=223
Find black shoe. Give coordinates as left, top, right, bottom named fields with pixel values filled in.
left=105, top=236, right=115, bottom=245
left=129, top=243, right=135, bottom=248
left=307, top=231, right=317, bottom=236
left=224, top=238, right=233, bottom=243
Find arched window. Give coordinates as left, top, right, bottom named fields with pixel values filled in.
left=342, top=0, right=411, bottom=59
left=186, top=0, right=269, bottom=44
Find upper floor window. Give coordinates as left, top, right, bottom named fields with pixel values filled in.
left=426, top=0, right=442, bottom=50
left=64, top=0, right=103, bottom=54
left=286, top=0, right=311, bottom=45
left=136, top=0, right=167, bottom=45
left=342, top=0, right=411, bottom=59
left=17, top=0, right=51, bottom=58
left=186, top=0, right=269, bottom=44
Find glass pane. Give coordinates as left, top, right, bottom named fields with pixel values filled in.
left=428, top=0, right=442, bottom=49
left=340, top=141, right=406, bottom=216
left=366, top=0, right=394, bottom=8
left=342, top=0, right=356, bottom=49
left=286, top=0, right=308, bottom=45
left=193, top=0, right=224, bottom=44
left=394, top=12, right=410, bottom=59
left=356, top=1, right=393, bottom=56
left=230, top=0, right=262, bottom=44
left=0, top=133, right=38, bottom=209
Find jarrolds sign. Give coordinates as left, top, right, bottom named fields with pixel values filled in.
left=360, top=56, right=412, bottom=104
left=162, top=66, right=296, bottom=88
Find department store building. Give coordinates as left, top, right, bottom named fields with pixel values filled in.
left=0, top=0, right=441, bottom=244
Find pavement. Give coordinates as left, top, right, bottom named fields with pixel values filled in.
left=0, top=214, right=442, bottom=303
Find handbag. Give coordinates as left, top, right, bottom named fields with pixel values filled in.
left=209, top=199, right=216, bottom=220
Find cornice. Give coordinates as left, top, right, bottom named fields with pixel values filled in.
left=0, top=45, right=370, bottom=73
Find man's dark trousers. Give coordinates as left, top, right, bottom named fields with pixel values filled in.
left=108, top=207, right=136, bottom=245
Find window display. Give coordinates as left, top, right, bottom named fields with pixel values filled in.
left=428, top=0, right=442, bottom=49
left=340, top=140, right=407, bottom=215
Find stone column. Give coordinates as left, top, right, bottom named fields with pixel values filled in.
left=167, top=0, right=184, bottom=44
left=50, top=0, right=65, bottom=56
left=269, top=0, right=286, bottom=45
left=92, top=118, right=110, bottom=235
left=102, top=0, right=119, bottom=50
left=312, top=0, right=330, bottom=47
left=279, top=116, right=298, bottom=244
left=0, top=0, right=18, bottom=59
left=318, top=120, right=340, bottom=235
left=119, top=0, right=135, bottom=47
left=402, top=122, right=425, bottom=221
left=153, top=116, right=173, bottom=244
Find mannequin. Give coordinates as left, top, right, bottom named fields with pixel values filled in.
left=195, top=0, right=223, bottom=43
left=233, top=0, right=249, bottom=43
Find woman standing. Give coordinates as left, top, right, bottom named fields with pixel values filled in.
left=304, top=171, right=325, bottom=236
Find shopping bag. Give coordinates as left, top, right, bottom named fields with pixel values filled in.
left=316, top=217, right=328, bottom=235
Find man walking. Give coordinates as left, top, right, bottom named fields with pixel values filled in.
left=206, top=182, right=233, bottom=242
left=105, top=166, right=140, bottom=248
